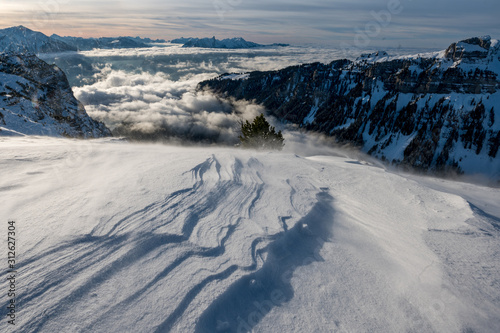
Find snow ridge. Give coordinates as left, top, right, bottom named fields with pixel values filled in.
left=194, top=189, right=333, bottom=332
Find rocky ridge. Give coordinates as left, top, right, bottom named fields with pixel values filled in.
left=0, top=52, right=111, bottom=138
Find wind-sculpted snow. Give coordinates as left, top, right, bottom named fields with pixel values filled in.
left=0, top=137, right=499, bottom=332
left=194, top=189, right=334, bottom=333
left=12, top=156, right=266, bottom=331
left=0, top=140, right=316, bottom=332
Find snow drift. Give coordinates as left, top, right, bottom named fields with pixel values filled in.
left=1, top=137, right=499, bottom=332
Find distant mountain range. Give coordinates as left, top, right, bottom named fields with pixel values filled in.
left=170, top=36, right=289, bottom=49
left=0, top=26, right=76, bottom=54
left=0, top=26, right=286, bottom=54
left=0, top=52, right=111, bottom=137
left=50, top=35, right=166, bottom=51
left=0, top=26, right=166, bottom=53
left=200, top=36, right=500, bottom=178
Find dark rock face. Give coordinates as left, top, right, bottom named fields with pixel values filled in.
left=199, top=37, right=500, bottom=178
left=0, top=53, right=111, bottom=138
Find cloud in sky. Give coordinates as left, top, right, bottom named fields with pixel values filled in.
left=2, top=0, right=499, bottom=48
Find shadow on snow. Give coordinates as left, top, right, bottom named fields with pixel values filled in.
left=192, top=189, right=334, bottom=333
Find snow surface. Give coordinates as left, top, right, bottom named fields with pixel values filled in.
left=221, top=73, right=251, bottom=81
left=456, top=43, right=487, bottom=53
left=303, top=98, right=320, bottom=125
left=1, top=137, right=499, bottom=332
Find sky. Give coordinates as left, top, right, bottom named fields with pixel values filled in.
left=1, top=0, right=499, bottom=48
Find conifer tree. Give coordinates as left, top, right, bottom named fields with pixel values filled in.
left=239, top=113, right=284, bottom=150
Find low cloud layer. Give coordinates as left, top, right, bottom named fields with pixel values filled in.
left=68, top=45, right=347, bottom=145
left=43, top=44, right=359, bottom=87
left=67, top=44, right=433, bottom=145
left=74, top=69, right=264, bottom=144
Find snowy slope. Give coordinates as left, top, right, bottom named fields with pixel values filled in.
left=1, top=137, right=498, bottom=332
left=0, top=53, right=111, bottom=138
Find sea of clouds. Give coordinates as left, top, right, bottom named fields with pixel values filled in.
left=41, top=43, right=420, bottom=145
left=75, top=69, right=266, bottom=144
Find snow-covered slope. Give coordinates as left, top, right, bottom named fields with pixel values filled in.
left=1, top=137, right=498, bottom=332
left=0, top=26, right=75, bottom=54
left=200, top=36, right=500, bottom=179
left=0, top=53, right=111, bottom=137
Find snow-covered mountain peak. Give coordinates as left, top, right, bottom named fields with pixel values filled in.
left=444, top=36, right=495, bottom=62
left=50, top=35, right=149, bottom=51
left=3, top=25, right=32, bottom=33
left=356, top=51, right=390, bottom=63
left=6, top=25, right=29, bottom=32
left=0, top=26, right=164, bottom=54
left=181, top=36, right=262, bottom=49
left=459, top=35, right=492, bottom=47
left=0, top=25, right=76, bottom=54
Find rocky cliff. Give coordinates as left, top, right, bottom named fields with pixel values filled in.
left=0, top=52, right=111, bottom=138
left=199, top=36, right=500, bottom=179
